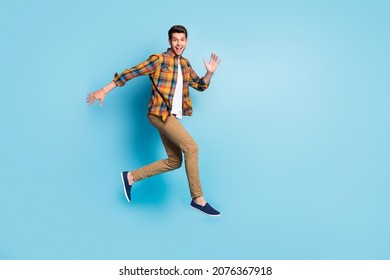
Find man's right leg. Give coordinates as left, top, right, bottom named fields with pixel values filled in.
left=130, top=128, right=183, bottom=182
left=147, top=115, right=203, bottom=199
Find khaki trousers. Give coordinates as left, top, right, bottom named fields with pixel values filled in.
left=131, top=114, right=203, bottom=198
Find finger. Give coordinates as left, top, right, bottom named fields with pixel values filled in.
left=86, top=96, right=94, bottom=104
left=86, top=93, right=94, bottom=100
left=86, top=93, right=97, bottom=105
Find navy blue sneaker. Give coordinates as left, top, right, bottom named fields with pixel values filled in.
left=190, top=200, right=220, bottom=216
left=121, top=172, right=132, bottom=203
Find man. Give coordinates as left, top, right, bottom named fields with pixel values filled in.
left=86, top=25, right=221, bottom=216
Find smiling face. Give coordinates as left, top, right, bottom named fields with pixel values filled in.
left=169, top=32, right=187, bottom=56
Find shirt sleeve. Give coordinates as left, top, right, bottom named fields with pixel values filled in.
left=188, top=67, right=209, bottom=91
left=183, top=58, right=209, bottom=91
left=113, top=55, right=160, bottom=87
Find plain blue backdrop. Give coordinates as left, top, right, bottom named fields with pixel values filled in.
left=1, top=0, right=389, bottom=259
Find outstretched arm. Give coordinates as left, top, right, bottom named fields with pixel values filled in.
left=86, top=81, right=116, bottom=107
left=86, top=55, right=160, bottom=107
left=201, top=53, right=221, bottom=84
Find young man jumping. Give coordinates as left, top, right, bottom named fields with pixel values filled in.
left=86, top=25, right=221, bottom=216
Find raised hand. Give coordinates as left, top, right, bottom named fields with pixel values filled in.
left=203, top=53, right=221, bottom=74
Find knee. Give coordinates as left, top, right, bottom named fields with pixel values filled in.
left=167, top=156, right=183, bottom=169
left=184, top=141, right=198, bottom=157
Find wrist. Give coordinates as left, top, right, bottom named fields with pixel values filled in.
left=102, top=81, right=116, bottom=94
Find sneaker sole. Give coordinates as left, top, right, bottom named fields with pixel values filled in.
left=190, top=205, right=221, bottom=217
left=120, top=172, right=131, bottom=203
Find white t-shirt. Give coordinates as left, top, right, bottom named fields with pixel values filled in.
left=171, top=58, right=183, bottom=119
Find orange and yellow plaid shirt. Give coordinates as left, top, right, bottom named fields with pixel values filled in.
left=113, top=48, right=209, bottom=121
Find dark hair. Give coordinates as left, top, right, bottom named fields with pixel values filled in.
left=168, top=25, right=188, bottom=40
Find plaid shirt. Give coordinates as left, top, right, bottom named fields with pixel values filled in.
left=113, top=48, right=209, bottom=121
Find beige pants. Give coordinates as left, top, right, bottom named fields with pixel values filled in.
left=131, top=114, right=203, bottom=198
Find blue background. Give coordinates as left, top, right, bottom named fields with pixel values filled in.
left=1, top=0, right=389, bottom=259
